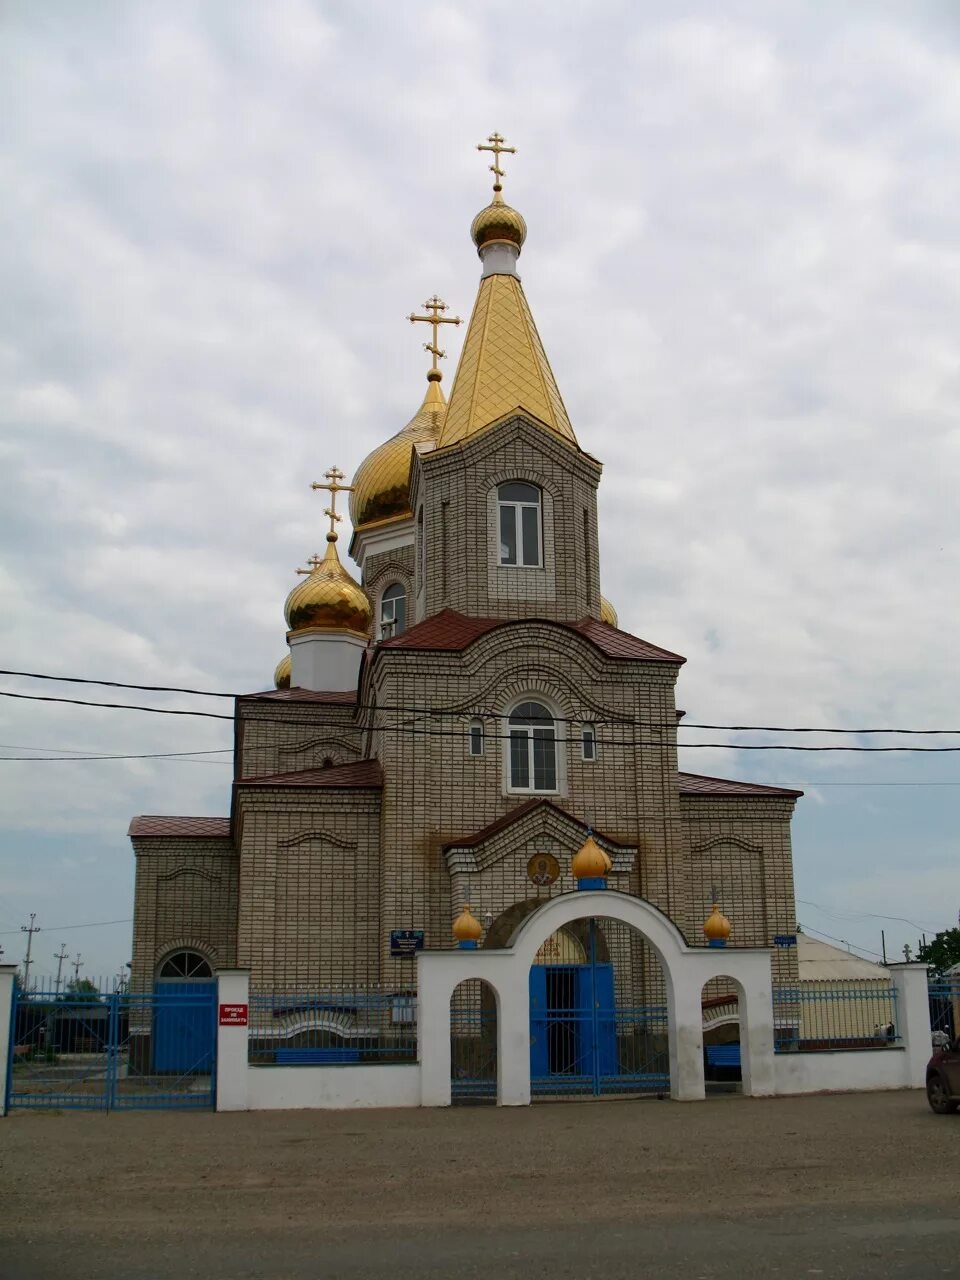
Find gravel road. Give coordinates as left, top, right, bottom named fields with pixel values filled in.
left=2, top=1091, right=958, bottom=1278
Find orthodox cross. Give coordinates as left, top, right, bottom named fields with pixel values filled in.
left=408, top=296, right=462, bottom=374
left=310, top=465, right=354, bottom=537
left=295, top=553, right=324, bottom=578
left=477, top=131, right=516, bottom=194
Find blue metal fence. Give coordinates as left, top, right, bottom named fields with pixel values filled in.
left=6, top=983, right=217, bottom=1111
left=247, top=988, right=417, bottom=1066
left=772, top=983, right=900, bottom=1052
left=929, top=981, right=960, bottom=1045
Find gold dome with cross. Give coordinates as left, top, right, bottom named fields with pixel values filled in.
left=284, top=467, right=372, bottom=638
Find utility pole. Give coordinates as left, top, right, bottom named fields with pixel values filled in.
left=72, top=953, right=83, bottom=983
left=20, top=913, right=40, bottom=991
left=53, top=943, right=69, bottom=995
left=881, top=929, right=887, bottom=965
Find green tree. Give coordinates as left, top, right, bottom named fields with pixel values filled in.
left=917, top=928, right=960, bottom=976
left=60, top=977, right=101, bottom=1003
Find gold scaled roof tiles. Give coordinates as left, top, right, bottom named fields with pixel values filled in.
left=349, top=380, right=445, bottom=527
left=439, top=274, right=577, bottom=449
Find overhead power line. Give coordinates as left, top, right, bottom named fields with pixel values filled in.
left=3, top=687, right=960, bottom=752
left=0, top=917, right=132, bottom=937
left=2, top=668, right=958, bottom=736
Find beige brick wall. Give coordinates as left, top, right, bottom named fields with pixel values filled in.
left=410, top=415, right=603, bottom=622
left=130, top=838, right=238, bottom=992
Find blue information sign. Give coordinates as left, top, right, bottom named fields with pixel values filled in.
left=390, top=929, right=425, bottom=957
left=773, top=934, right=797, bottom=947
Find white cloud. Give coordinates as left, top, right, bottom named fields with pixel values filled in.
left=1, top=0, right=958, bottom=972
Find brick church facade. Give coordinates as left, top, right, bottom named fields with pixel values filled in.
left=128, top=143, right=802, bottom=1005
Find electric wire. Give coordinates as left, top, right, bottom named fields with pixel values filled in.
left=1, top=669, right=957, bottom=736
left=3, top=688, right=960, bottom=751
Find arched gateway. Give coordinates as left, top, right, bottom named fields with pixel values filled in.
left=417, top=890, right=777, bottom=1106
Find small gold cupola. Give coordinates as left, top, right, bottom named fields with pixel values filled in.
left=284, top=468, right=371, bottom=694
left=571, top=833, right=613, bottom=885
left=453, top=903, right=483, bottom=949
left=349, top=296, right=461, bottom=532
left=273, top=654, right=291, bottom=689
left=704, top=903, right=732, bottom=947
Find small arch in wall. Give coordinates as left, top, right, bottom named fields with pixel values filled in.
left=450, top=978, right=498, bottom=1104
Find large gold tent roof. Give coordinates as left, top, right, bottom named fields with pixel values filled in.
left=438, top=271, right=577, bottom=450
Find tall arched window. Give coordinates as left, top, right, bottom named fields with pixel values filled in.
left=498, top=482, right=541, bottom=567
left=379, top=583, right=407, bottom=639
left=508, top=700, right=557, bottom=792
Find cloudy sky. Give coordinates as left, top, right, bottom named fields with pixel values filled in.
left=1, top=0, right=958, bottom=980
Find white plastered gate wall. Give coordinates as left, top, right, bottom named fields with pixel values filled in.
left=416, top=889, right=778, bottom=1106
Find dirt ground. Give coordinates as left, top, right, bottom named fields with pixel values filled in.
left=2, top=1090, right=959, bottom=1279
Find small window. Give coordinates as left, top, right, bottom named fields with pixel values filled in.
left=581, top=724, right=596, bottom=762
left=380, top=583, right=407, bottom=639
left=498, top=482, right=541, bottom=567
left=157, top=950, right=212, bottom=980
left=468, top=720, right=484, bottom=756
left=508, top=700, right=557, bottom=792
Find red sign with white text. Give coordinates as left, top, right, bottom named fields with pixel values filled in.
left=219, top=1003, right=248, bottom=1027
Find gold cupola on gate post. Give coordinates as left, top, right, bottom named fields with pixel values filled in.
left=571, top=834, right=612, bottom=882
left=704, top=903, right=732, bottom=947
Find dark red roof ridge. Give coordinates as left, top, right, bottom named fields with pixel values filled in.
left=235, top=759, right=383, bottom=790
left=442, top=797, right=635, bottom=851
left=240, top=688, right=357, bottom=704
left=128, top=815, right=231, bottom=838
left=378, top=608, right=684, bottom=664
left=678, top=772, right=803, bottom=799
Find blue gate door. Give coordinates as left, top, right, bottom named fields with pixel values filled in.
left=152, top=982, right=217, bottom=1073
left=530, top=919, right=668, bottom=1098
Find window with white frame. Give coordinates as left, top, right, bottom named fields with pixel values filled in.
left=468, top=719, right=484, bottom=756
left=581, top=723, right=596, bottom=761
left=508, top=700, right=557, bottom=792
left=379, top=583, right=407, bottom=639
left=498, top=482, right=542, bottom=567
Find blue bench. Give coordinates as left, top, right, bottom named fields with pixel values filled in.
left=274, top=1047, right=361, bottom=1065
left=705, top=1043, right=741, bottom=1069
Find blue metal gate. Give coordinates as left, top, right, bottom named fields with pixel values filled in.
left=530, top=919, right=669, bottom=1097
left=6, top=984, right=217, bottom=1111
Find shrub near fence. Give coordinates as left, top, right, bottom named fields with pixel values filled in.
left=773, top=982, right=899, bottom=1052
left=247, top=987, right=417, bottom=1066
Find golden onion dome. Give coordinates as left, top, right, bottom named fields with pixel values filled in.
left=284, top=534, right=372, bottom=638
left=274, top=654, right=291, bottom=689
left=349, top=379, right=446, bottom=529
left=703, top=903, right=732, bottom=943
left=470, top=192, right=527, bottom=253
left=599, top=596, right=618, bottom=627
left=571, top=834, right=613, bottom=880
left=452, top=903, right=483, bottom=944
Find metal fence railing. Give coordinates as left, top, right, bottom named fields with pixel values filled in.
left=247, top=988, right=417, bottom=1066
left=772, top=982, right=900, bottom=1053
left=7, top=979, right=216, bottom=1111
left=929, top=980, right=960, bottom=1046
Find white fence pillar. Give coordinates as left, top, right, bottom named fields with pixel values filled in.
left=417, top=959, right=452, bottom=1107
left=216, top=970, right=250, bottom=1112
left=888, top=962, right=931, bottom=1088
left=668, top=982, right=705, bottom=1101
left=497, top=981, right=530, bottom=1107
left=0, top=966, right=16, bottom=1118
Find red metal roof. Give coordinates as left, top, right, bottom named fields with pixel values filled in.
left=678, top=772, right=803, bottom=799
left=443, top=798, right=633, bottom=851
left=379, top=609, right=685, bottom=664
left=128, top=816, right=231, bottom=839
left=239, top=688, right=357, bottom=704
left=235, top=759, right=384, bottom=790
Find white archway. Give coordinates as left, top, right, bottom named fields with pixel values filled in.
left=418, top=890, right=776, bottom=1106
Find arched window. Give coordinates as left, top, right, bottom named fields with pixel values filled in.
left=508, top=700, right=557, bottom=792
left=498, top=482, right=541, bottom=567
left=380, top=582, right=407, bottom=639
left=157, top=951, right=213, bottom=980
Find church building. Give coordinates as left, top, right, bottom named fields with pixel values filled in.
left=128, top=137, right=802, bottom=1087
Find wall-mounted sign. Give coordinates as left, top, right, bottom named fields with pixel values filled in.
left=219, top=1003, right=248, bottom=1026
left=773, top=935, right=798, bottom=948
left=527, top=852, right=560, bottom=887
left=390, top=929, right=425, bottom=957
